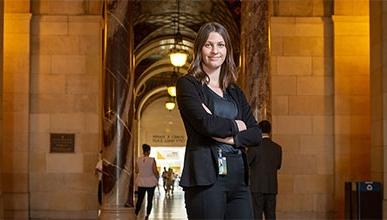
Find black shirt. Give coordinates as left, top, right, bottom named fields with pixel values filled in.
left=204, top=84, right=240, bottom=154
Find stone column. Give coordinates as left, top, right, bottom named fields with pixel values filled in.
left=333, top=15, right=370, bottom=218
left=0, top=0, right=3, bottom=218
left=100, top=0, right=135, bottom=219
left=3, top=1, right=31, bottom=218
left=370, top=0, right=387, bottom=213
left=240, top=0, right=271, bottom=122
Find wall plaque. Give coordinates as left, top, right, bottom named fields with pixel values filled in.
left=50, top=133, right=75, bottom=153
left=151, top=134, right=186, bottom=145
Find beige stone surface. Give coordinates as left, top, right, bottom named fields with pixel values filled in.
left=50, top=113, right=86, bottom=132
left=295, top=23, right=324, bottom=37
left=46, top=154, right=84, bottom=173
left=26, top=13, right=102, bottom=219
left=29, top=153, right=46, bottom=173
left=25, top=132, right=44, bottom=151
left=2, top=152, right=28, bottom=173
left=277, top=56, right=312, bottom=75
left=335, top=1, right=369, bottom=16
left=283, top=36, right=324, bottom=56
left=289, top=95, right=332, bottom=115
left=272, top=96, right=289, bottom=115
left=30, top=74, right=66, bottom=94
left=335, top=95, right=370, bottom=115
left=273, top=116, right=314, bottom=135
left=3, top=54, right=29, bottom=75
left=294, top=175, right=333, bottom=194
left=2, top=192, right=29, bottom=210
left=300, top=135, right=333, bottom=154
left=281, top=152, right=317, bottom=175
left=3, top=94, right=29, bottom=113
left=271, top=17, right=336, bottom=217
left=69, top=21, right=101, bottom=36
left=66, top=75, right=99, bottom=95
left=334, top=115, right=370, bottom=135
left=78, top=134, right=100, bottom=153
left=31, top=55, right=52, bottom=74
left=335, top=36, right=370, bottom=56
left=30, top=94, right=70, bottom=113
left=312, top=116, right=333, bottom=135
left=278, top=174, right=294, bottom=194
left=312, top=56, right=333, bottom=76
left=272, top=76, right=297, bottom=95
left=335, top=74, right=367, bottom=95
left=335, top=56, right=370, bottom=76
left=270, top=23, right=296, bottom=37
left=4, top=14, right=31, bottom=33
left=30, top=114, right=50, bottom=132
left=33, top=35, right=80, bottom=55
left=1, top=173, right=28, bottom=194
left=32, top=19, right=68, bottom=35
left=273, top=134, right=300, bottom=153
left=52, top=55, right=86, bottom=74
left=297, top=76, right=333, bottom=95
left=270, top=36, right=283, bottom=56
left=32, top=0, right=86, bottom=15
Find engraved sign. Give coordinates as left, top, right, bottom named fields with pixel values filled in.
left=151, top=134, right=186, bottom=145
left=50, top=133, right=75, bottom=153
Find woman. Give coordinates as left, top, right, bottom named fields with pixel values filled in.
left=176, top=22, right=262, bottom=219
left=135, top=144, right=159, bottom=219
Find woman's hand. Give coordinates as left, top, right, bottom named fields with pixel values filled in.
left=212, top=136, right=234, bottom=145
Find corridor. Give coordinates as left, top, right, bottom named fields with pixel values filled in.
left=137, top=186, right=187, bottom=220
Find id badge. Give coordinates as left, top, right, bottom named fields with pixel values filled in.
left=218, top=156, right=227, bottom=175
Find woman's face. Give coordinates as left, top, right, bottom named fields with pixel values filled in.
left=201, top=32, right=227, bottom=72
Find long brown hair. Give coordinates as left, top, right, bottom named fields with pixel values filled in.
left=187, top=22, right=237, bottom=90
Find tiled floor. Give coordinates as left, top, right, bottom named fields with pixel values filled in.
left=137, top=186, right=188, bottom=220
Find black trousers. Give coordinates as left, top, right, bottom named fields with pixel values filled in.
left=135, top=186, right=156, bottom=216
left=98, top=180, right=102, bottom=205
left=251, top=192, right=276, bottom=220
left=184, top=154, right=253, bottom=220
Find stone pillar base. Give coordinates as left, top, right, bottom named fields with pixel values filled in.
left=99, top=207, right=135, bottom=220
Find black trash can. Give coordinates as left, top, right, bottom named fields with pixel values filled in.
left=345, top=181, right=382, bottom=219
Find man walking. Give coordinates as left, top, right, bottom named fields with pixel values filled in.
left=248, top=120, right=282, bottom=220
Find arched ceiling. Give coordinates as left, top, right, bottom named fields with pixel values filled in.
left=132, top=0, right=241, bottom=116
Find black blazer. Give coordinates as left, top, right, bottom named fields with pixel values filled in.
left=247, top=138, right=282, bottom=193
left=176, top=74, right=262, bottom=188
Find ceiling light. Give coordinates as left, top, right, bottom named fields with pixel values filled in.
left=165, top=98, right=176, bottom=111
left=167, top=86, right=176, bottom=97
left=169, top=0, right=187, bottom=67
left=170, top=51, right=187, bottom=67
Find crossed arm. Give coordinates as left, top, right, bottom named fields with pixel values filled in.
left=201, top=103, right=246, bottom=145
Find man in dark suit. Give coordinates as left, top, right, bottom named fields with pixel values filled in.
left=248, top=120, right=282, bottom=220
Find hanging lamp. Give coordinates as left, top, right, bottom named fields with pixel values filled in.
left=169, top=0, right=187, bottom=67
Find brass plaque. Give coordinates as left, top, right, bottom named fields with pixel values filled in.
left=50, top=133, right=75, bottom=153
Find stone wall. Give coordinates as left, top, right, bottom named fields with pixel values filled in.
left=270, top=17, right=334, bottom=219
left=29, top=13, right=102, bottom=218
